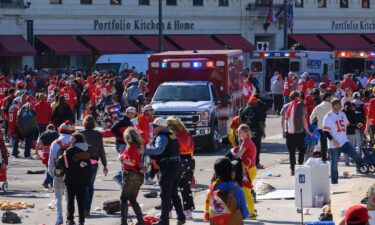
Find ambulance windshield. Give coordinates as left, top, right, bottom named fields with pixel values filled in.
left=153, top=85, right=210, bottom=102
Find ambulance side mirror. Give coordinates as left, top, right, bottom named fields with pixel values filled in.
left=221, top=94, right=231, bottom=105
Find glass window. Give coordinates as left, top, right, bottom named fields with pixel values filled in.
left=295, top=0, right=303, bottom=7
left=251, top=62, right=263, bottom=72
left=110, top=0, right=121, bottom=5
left=340, top=0, right=348, bottom=8
left=50, top=0, right=62, bottom=4
left=362, top=0, right=370, bottom=8
left=166, top=0, right=177, bottom=6
left=219, top=0, right=229, bottom=7
left=139, top=0, right=149, bottom=5
left=81, top=0, right=91, bottom=4
left=366, top=60, right=374, bottom=70
left=290, top=62, right=300, bottom=72
left=193, top=0, right=203, bottom=6
left=153, top=85, right=210, bottom=102
left=318, top=0, right=326, bottom=8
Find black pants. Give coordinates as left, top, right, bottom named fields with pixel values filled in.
left=66, top=185, right=85, bottom=224
left=252, top=135, right=262, bottom=165
left=179, top=155, right=195, bottom=211
left=120, top=171, right=144, bottom=225
left=318, top=129, right=328, bottom=161
left=286, top=132, right=306, bottom=172
left=273, top=94, right=283, bottom=115
left=159, top=159, right=185, bottom=225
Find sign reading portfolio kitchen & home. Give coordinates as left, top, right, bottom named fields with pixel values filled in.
left=94, top=19, right=195, bottom=31
left=332, top=20, right=375, bottom=30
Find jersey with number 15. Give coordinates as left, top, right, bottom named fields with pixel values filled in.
left=322, top=111, right=349, bottom=149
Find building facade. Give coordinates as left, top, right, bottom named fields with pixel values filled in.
left=0, top=0, right=375, bottom=72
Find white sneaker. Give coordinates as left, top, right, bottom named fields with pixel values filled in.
left=184, top=210, right=193, bottom=220
left=144, top=178, right=156, bottom=185
left=330, top=184, right=339, bottom=194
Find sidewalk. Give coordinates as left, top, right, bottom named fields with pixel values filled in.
left=163, top=162, right=374, bottom=225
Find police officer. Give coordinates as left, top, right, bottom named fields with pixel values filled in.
left=144, top=118, right=186, bottom=225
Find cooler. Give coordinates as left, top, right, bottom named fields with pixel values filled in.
left=295, top=163, right=330, bottom=208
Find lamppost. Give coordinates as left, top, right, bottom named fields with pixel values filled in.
left=158, top=0, right=163, bottom=53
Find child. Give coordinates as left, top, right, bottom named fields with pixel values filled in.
left=35, top=124, right=59, bottom=189
left=235, top=124, right=257, bottom=220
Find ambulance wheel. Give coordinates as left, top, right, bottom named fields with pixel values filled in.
left=2, top=182, right=8, bottom=192
left=369, top=165, right=375, bottom=173
left=359, top=164, right=369, bottom=174
left=208, top=124, right=219, bottom=152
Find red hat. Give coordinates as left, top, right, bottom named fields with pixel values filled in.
left=328, top=84, right=337, bottom=92
left=248, top=96, right=260, bottom=105
left=345, top=205, right=370, bottom=224
left=58, top=120, right=75, bottom=134
left=16, top=80, right=24, bottom=87
left=26, top=95, right=33, bottom=102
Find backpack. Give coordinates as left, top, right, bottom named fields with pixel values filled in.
left=54, top=140, right=69, bottom=177
left=207, top=183, right=243, bottom=225
left=1, top=97, right=13, bottom=115
left=239, top=106, right=255, bottom=126
left=80, top=88, right=90, bottom=104
left=17, top=105, right=37, bottom=135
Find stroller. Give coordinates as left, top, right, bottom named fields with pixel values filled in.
left=358, top=147, right=375, bottom=174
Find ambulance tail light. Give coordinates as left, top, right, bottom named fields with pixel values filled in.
left=206, top=61, right=214, bottom=68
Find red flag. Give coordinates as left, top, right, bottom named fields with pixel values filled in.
left=267, top=2, right=277, bottom=24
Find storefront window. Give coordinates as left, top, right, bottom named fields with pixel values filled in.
left=139, top=0, right=149, bottom=5
left=318, top=0, right=326, bottom=8
left=219, top=0, right=229, bottom=7
left=166, top=0, right=177, bottom=6
left=50, top=0, right=62, bottom=4
left=81, top=0, right=91, bottom=4
left=295, top=0, right=303, bottom=8
left=362, top=0, right=370, bottom=8
left=340, top=0, right=348, bottom=8
left=110, top=0, right=121, bottom=5
left=193, top=0, right=203, bottom=6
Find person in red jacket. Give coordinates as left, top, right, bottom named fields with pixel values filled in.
left=134, top=104, right=154, bottom=144
left=167, top=116, right=196, bottom=219
left=341, top=74, right=358, bottom=92
left=34, top=93, right=53, bottom=135
left=0, top=76, right=11, bottom=101
left=59, top=83, right=77, bottom=112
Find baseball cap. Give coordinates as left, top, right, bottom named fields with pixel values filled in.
left=345, top=205, right=370, bottom=224
left=142, top=104, right=154, bottom=112
left=125, top=107, right=136, bottom=114
left=214, top=157, right=237, bottom=178
left=150, top=117, right=168, bottom=127
left=352, top=99, right=364, bottom=105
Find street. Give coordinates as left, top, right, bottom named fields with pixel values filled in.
left=1, top=116, right=373, bottom=225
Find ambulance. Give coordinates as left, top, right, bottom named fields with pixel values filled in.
left=148, top=50, right=243, bottom=151
left=249, top=51, right=335, bottom=92
left=334, top=51, right=375, bottom=78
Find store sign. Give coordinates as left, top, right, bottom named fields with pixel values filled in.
left=332, top=20, right=375, bottom=31
left=93, top=19, right=195, bottom=31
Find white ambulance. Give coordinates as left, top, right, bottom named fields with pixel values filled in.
left=334, top=51, right=375, bottom=78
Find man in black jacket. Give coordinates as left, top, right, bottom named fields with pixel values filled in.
left=59, top=133, right=92, bottom=225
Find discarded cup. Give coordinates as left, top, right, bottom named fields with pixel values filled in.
left=267, top=173, right=273, bottom=177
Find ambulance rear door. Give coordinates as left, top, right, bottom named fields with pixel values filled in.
left=365, top=58, right=375, bottom=75
left=290, top=58, right=301, bottom=74
left=249, top=58, right=265, bottom=92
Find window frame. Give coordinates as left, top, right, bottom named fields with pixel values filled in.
left=50, top=0, right=62, bottom=4
left=295, top=0, right=304, bottom=8
left=110, top=0, right=122, bottom=5
left=80, top=0, right=92, bottom=4
left=318, top=0, right=326, bottom=8
left=340, top=0, right=349, bottom=8
left=362, top=0, right=370, bottom=8
left=166, top=0, right=177, bottom=6
left=193, top=0, right=203, bottom=6
left=219, top=0, right=229, bottom=7
left=139, top=0, right=150, bottom=5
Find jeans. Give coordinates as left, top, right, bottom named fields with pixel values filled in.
left=38, top=124, right=47, bottom=136
left=329, top=142, right=363, bottom=184
left=273, top=94, right=283, bottom=115
left=345, top=135, right=356, bottom=165
left=43, top=166, right=53, bottom=186
left=284, top=96, right=290, bottom=104
left=179, top=155, right=195, bottom=211
left=12, top=136, right=20, bottom=157
left=84, top=164, right=98, bottom=211
left=53, top=177, right=65, bottom=223
left=318, top=129, right=328, bottom=161
left=66, top=185, right=85, bottom=224
left=286, top=132, right=306, bottom=172
left=114, top=144, right=126, bottom=185
left=120, top=171, right=144, bottom=225
left=24, top=131, right=34, bottom=157
left=159, top=159, right=185, bottom=225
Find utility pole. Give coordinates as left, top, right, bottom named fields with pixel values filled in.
left=158, top=0, right=163, bottom=52
left=283, top=0, right=288, bottom=50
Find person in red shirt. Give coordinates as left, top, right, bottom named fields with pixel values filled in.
left=119, top=127, right=144, bottom=225
left=297, top=74, right=308, bottom=95
left=59, top=83, right=77, bottom=111
left=341, top=74, right=358, bottom=92
left=321, top=74, right=331, bottom=86
left=94, top=78, right=109, bottom=102
left=134, top=104, right=154, bottom=144
left=235, top=123, right=257, bottom=219
left=306, top=76, right=316, bottom=95
left=167, top=117, right=195, bottom=219
left=0, top=76, right=11, bottom=101
left=366, top=97, right=375, bottom=143
left=283, top=72, right=297, bottom=104
left=34, top=93, right=53, bottom=135
left=304, top=94, right=316, bottom=121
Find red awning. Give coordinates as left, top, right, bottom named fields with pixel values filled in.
left=81, top=36, right=142, bottom=54
left=289, top=34, right=331, bottom=51
left=0, top=36, right=36, bottom=56
left=168, top=35, right=224, bottom=50
left=364, top=34, right=375, bottom=44
left=132, top=35, right=177, bottom=51
left=319, top=34, right=374, bottom=51
left=214, top=34, right=255, bottom=52
left=37, top=36, right=91, bottom=55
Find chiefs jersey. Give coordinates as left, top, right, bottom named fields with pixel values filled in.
left=322, top=111, right=349, bottom=149
left=59, top=86, right=77, bottom=110
left=8, top=105, right=19, bottom=137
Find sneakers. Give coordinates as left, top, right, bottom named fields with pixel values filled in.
left=249, top=213, right=257, bottom=220
left=144, top=191, right=158, bottom=198
left=184, top=210, right=193, bottom=220
left=25, top=156, right=34, bottom=160
left=55, top=219, right=63, bottom=225
left=177, top=218, right=186, bottom=225
left=144, top=178, right=156, bottom=185
left=330, top=183, right=339, bottom=194
left=42, top=183, right=50, bottom=190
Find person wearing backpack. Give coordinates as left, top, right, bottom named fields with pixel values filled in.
left=58, top=132, right=92, bottom=225
left=17, top=95, right=38, bottom=159
left=47, top=121, right=74, bottom=225
left=204, top=157, right=249, bottom=225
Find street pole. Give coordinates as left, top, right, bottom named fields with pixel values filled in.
left=158, top=0, right=163, bottom=53
left=283, top=0, right=288, bottom=50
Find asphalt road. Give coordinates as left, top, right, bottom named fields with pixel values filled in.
left=0, top=116, right=290, bottom=225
